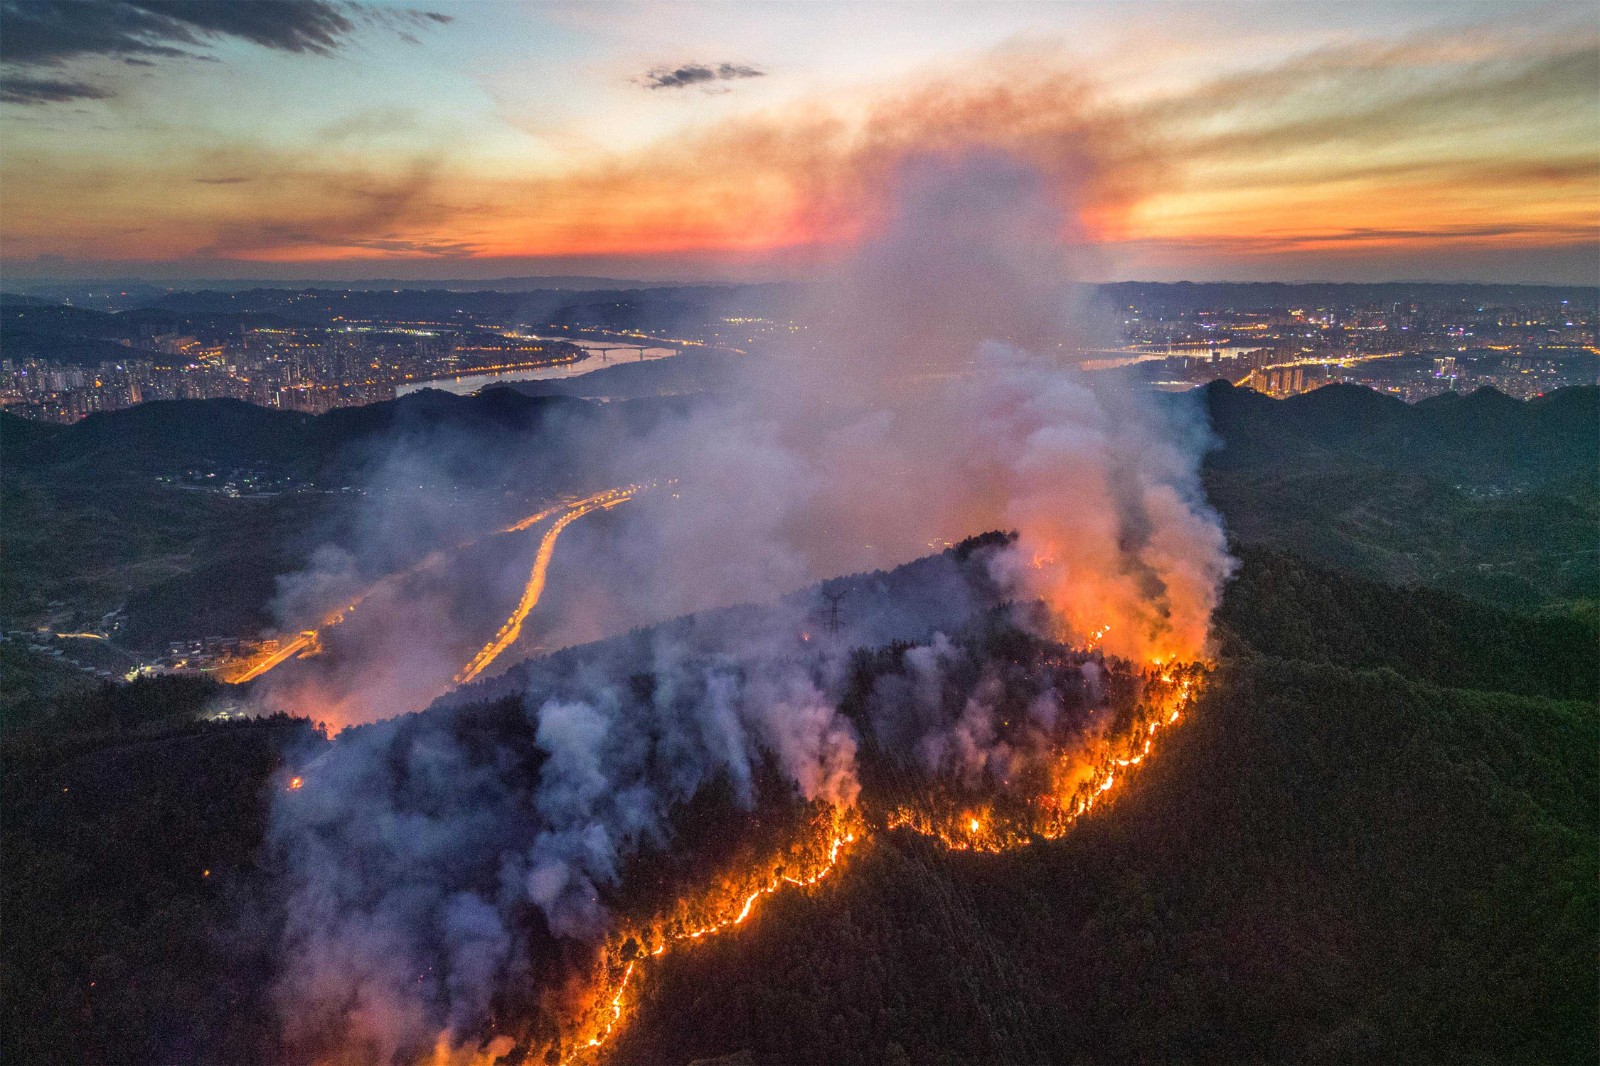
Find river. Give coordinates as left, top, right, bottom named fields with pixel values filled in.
left=398, top=338, right=679, bottom=396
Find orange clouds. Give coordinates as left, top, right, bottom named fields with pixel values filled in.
left=430, top=50, right=1154, bottom=264
left=0, top=25, right=1593, bottom=280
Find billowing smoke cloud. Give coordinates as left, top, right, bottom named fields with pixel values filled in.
left=567, top=151, right=1231, bottom=664
left=246, top=398, right=624, bottom=730
left=271, top=612, right=871, bottom=1061
left=262, top=148, right=1234, bottom=1061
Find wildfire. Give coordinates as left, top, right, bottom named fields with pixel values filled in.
left=456, top=485, right=648, bottom=686
left=224, top=630, right=322, bottom=685
left=502, top=503, right=564, bottom=534
left=883, top=660, right=1201, bottom=853
left=544, top=660, right=1204, bottom=1064
left=220, top=494, right=620, bottom=687
left=553, top=807, right=860, bottom=1065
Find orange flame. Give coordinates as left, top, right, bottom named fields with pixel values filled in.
left=222, top=492, right=636, bottom=688
left=551, top=807, right=860, bottom=1064
left=537, top=659, right=1204, bottom=1064
left=884, top=661, right=1200, bottom=852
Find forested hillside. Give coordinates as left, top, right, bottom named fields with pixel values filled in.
left=6, top=382, right=1592, bottom=651
left=1202, top=383, right=1597, bottom=608
left=2, top=548, right=1592, bottom=1064
left=613, top=554, right=1597, bottom=1065
left=3, top=380, right=1594, bottom=1063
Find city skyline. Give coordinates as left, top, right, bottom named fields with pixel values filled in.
left=1, top=0, right=1596, bottom=285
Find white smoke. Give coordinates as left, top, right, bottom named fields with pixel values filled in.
left=558, top=150, right=1231, bottom=664
left=263, top=148, right=1235, bottom=1061
left=270, top=613, right=880, bottom=1060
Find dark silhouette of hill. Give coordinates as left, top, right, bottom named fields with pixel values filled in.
left=5, top=381, right=1593, bottom=652
left=0, top=300, right=307, bottom=365
left=1201, top=383, right=1597, bottom=606
left=138, top=284, right=788, bottom=337
left=0, top=389, right=670, bottom=647
left=11, top=280, right=1588, bottom=363
left=3, top=389, right=621, bottom=478
left=12, top=376, right=1590, bottom=486
left=1203, top=380, right=1596, bottom=481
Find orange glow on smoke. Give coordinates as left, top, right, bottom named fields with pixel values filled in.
left=539, top=655, right=1205, bottom=1064
left=221, top=499, right=585, bottom=688
left=883, top=662, right=1200, bottom=853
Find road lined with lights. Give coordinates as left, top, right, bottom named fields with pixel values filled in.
left=222, top=495, right=610, bottom=685
left=455, top=484, right=648, bottom=685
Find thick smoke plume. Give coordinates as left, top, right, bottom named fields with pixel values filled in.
left=263, top=149, right=1234, bottom=1062
left=272, top=618, right=863, bottom=1061
left=248, top=401, right=617, bottom=730
left=572, top=151, right=1231, bottom=664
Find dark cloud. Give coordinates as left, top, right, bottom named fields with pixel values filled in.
left=642, top=60, right=765, bottom=91
left=1304, top=222, right=1589, bottom=244
left=0, top=0, right=451, bottom=104
left=0, top=73, right=114, bottom=103
left=0, top=0, right=349, bottom=64
left=184, top=153, right=475, bottom=260
left=192, top=175, right=250, bottom=185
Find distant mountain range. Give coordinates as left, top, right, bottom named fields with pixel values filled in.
left=2, top=275, right=680, bottom=306
left=4, top=280, right=1596, bottom=364
left=1201, top=381, right=1597, bottom=607
left=5, top=380, right=1593, bottom=651
left=0, top=285, right=790, bottom=363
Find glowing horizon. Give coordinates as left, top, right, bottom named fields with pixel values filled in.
left=1, top=0, right=1595, bottom=284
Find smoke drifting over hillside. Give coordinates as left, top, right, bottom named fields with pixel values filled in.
left=582, top=151, right=1230, bottom=664
left=262, top=149, right=1234, bottom=1062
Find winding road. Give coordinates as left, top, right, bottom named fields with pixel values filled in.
left=455, top=485, right=645, bottom=684
left=224, top=491, right=638, bottom=686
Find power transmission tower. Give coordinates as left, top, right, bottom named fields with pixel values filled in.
left=821, top=589, right=848, bottom=634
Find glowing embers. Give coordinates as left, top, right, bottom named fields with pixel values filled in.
left=553, top=805, right=861, bottom=1065
left=549, top=662, right=1203, bottom=1062
left=884, top=661, right=1202, bottom=854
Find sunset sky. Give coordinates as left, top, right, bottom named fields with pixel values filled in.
left=1, top=0, right=1595, bottom=283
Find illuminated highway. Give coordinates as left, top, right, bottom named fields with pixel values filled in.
left=222, top=500, right=575, bottom=685
left=227, top=630, right=318, bottom=684
left=455, top=484, right=646, bottom=685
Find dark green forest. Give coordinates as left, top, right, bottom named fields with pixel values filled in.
left=2, top=547, right=1594, bottom=1064
left=2, top=382, right=1595, bottom=1063
left=615, top=560, right=1596, bottom=1065
left=4, top=382, right=1592, bottom=662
